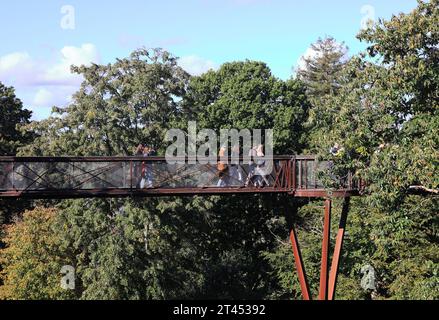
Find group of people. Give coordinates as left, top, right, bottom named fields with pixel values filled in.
left=216, top=144, right=270, bottom=188
left=133, top=143, right=271, bottom=189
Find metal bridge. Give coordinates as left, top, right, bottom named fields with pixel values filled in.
left=0, top=155, right=359, bottom=199
left=0, top=154, right=361, bottom=301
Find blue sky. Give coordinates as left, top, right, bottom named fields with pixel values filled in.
left=0, top=0, right=418, bottom=120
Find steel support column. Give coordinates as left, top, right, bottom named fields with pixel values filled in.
left=328, top=197, right=350, bottom=300
left=319, top=199, right=332, bottom=300
left=289, top=226, right=311, bottom=300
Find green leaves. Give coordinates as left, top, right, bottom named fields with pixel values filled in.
left=265, top=1, right=438, bottom=300
left=19, top=48, right=190, bottom=157
left=0, top=82, right=32, bottom=156
left=181, top=61, right=310, bottom=153
left=298, top=0, right=439, bottom=299
left=0, top=207, right=77, bottom=300
left=297, top=36, right=348, bottom=98
left=0, top=82, right=34, bottom=224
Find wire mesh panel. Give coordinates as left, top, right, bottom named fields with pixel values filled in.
left=314, top=160, right=329, bottom=189
left=0, top=157, right=289, bottom=193
left=146, top=162, right=217, bottom=188
left=130, top=159, right=283, bottom=189
left=295, top=158, right=330, bottom=190
left=70, top=161, right=129, bottom=190
left=0, top=162, right=13, bottom=191
left=13, top=162, right=72, bottom=190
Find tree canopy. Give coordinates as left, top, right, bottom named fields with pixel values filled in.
left=0, top=82, right=32, bottom=156
left=267, top=0, right=438, bottom=299
left=20, top=48, right=190, bottom=156
left=181, top=60, right=309, bottom=153
left=0, top=82, right=33, bottom=224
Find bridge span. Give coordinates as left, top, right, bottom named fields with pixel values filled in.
left=0, top=155, right=359, bottom=199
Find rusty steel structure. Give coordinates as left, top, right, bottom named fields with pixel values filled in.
left=0, top=155, right=359, bottom=198
left=0, top=155, right=362, bottom=300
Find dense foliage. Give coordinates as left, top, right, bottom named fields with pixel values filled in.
left=0, top=82, right=32, bottom=156
left=0, top=207, right=75, bottom=299
left=0, top=82, right=33, bottom=225
left=266, top=0, right=438, bottom=300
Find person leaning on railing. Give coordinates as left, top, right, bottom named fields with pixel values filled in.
left=141, top=145, right=155, bottom=189
left=134, top=144, right=144, bottom=188
left=216, top=146, right=229, bottom=187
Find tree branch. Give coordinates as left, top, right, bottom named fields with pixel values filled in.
left=408, top=185, right=439, bottom=195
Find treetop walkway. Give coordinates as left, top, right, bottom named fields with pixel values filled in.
left=0, top=155, right=360, bottom=199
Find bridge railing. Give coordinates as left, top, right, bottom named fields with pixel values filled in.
left=0, top=156, right=360, bottom=196
left=0, top=156, right=291, bottom=193
left=293, top=156, right=359, bottom=191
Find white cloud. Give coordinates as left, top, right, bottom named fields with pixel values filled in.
left=295, top=46, right=322, bottom=73
left=32, top=88, right=54, bottom=107
left=0, top=52, right=34, bottom=82
left=0, top=43, right=99, bottom=87
left=0, top=44, right=100, bottom=119
left=0, top=52, right=31, bottom=71
left=178, top=55, right=217, bottom=76
left=32, top=86, right=73, bottom=106
left=43, top=43, right=100, bottom=85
